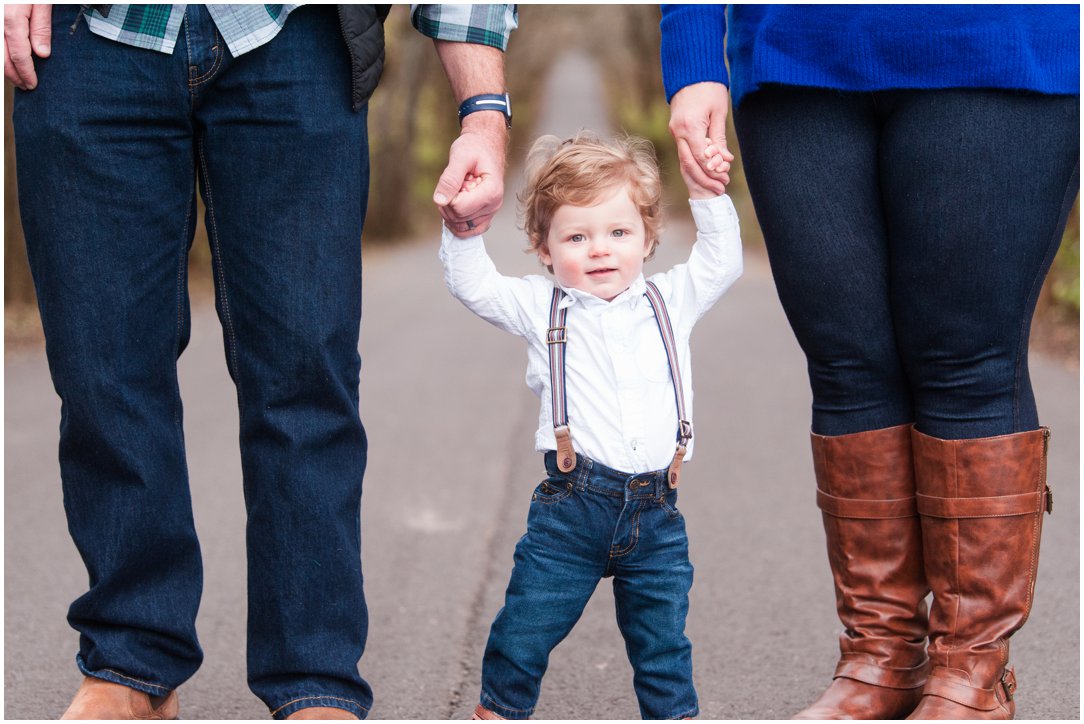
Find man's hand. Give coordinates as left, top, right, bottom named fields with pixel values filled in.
left=431, top=39, right=508, bottom=238
left=5, top=4, right=52, bottom=90
left=434, top=113, right=507, bottom=238
left=668, top=81, right=733, bottom=197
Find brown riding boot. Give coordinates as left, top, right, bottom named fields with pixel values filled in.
left=793, top=424, right=930, bottom=720
left=61, top=676, right=179, bottom=720
left=907, top=428, right=1052, bottom=720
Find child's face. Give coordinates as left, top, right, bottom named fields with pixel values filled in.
left=539, top=184, right=651, bottom=302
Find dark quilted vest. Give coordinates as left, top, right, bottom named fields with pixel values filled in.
left=336, top=5, right=392, bottom=111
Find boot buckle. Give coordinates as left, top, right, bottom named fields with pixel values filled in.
left=1000, top=668, right=1017, bottom=702
left=1045, top=485, right=1053, bottom=514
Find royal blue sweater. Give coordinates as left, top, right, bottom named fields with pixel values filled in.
left=660, top=5, right=1080, bottom=107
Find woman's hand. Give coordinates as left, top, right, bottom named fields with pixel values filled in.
left=668, top=81, right=733, bottom=196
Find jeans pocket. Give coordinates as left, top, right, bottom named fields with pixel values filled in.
left=656, top=492, right=682, bottom=520
left=532, top=477, right=573, bottom=505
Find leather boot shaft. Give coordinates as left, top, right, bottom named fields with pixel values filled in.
left=794, top=424, right=929, bottom=719
left=812, top=424, right=930, bottom=688
left=909, top=427, right=1052, bottom=719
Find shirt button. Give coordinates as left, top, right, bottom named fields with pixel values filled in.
left=630, top=439, right=638, bottom=450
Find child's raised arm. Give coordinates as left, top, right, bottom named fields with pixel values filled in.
left=655, top=194, right=743, bottom=330
left=439, top=226, right=542, bottom=338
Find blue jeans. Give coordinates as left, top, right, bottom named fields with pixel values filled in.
left=480, top=453, right=698, bottom=720
left=13, top=6, right=372, bottom=718
left=733, top=87, right=1080, bottom=440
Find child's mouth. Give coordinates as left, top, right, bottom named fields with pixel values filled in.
left=588, top=268, right=616, bottom=276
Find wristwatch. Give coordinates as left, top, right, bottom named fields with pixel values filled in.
left=458, top=92, right=512, bottom=128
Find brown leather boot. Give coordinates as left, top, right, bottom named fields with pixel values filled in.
left=907, top=427, right=1052, bottom=720
left=793, top=424, right=930, bottom=720
left=60, top=676, right=178, bottom=720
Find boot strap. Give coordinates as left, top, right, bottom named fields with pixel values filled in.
left=921, top=667, right=1014, bottom=711
left=834, top=654, right=928, bottom=689
left=916, top=490, right=1048, bottom=519
left=816, top=490, right=917, bottom=519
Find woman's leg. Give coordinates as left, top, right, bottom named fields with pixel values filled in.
left=734, top=87, right=929, bottom=719
left=734, top=87, right=914, bottom=437
left=880, top=88, right=1078, bottom=719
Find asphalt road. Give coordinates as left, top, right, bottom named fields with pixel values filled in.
left=5, top=52, right=1079, bottom=720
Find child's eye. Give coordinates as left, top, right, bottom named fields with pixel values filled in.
left=612, top=229, right=626, bottom=237
left=569, top=234, right=585, bottom=243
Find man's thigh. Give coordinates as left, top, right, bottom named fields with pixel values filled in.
left=191, top=6, right=369, bottom=392
left=13, top=6, right=197, bottom=382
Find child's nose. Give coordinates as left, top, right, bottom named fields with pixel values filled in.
left=588, top=237, right=611, bottom=256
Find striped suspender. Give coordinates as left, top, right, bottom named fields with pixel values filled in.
left=643, top=281, right=693, bottom=488
left=546, top=283, right=693, bottom=487
left=546, top=289, right=576, bottom=472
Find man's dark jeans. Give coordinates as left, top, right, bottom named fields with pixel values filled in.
left=734, top=87, right=1079, bottom=440
left=14, top=6, right=373, bottom=718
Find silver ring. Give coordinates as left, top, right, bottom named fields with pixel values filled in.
left=466, top=220, right=477, bottom=230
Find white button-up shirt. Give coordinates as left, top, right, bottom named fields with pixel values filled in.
left=440, top=194, right=742, bottom=474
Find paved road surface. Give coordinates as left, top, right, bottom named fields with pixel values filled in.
left=5, top=51, right=1079, bottom=720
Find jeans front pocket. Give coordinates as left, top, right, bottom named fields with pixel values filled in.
left=532, top=477, right=573, bottom=505
left=655, top=490, right=682, bottom=520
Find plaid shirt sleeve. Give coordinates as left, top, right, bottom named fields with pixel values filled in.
left=410, top=5, right=518, bottom=51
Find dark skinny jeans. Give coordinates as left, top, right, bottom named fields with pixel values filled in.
left=734, top=87, right=1079, bottom=440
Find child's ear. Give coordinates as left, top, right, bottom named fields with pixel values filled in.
left=538, top=244, right=552, bottom=266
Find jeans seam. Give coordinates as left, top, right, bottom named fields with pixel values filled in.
left=188, top=30, right=223, bottom=88
left=92, top=667, right=171, bottom=696
left=270, top=695, right=369, bottom=717
left=610, top=504, right=643, bottom=557
left=196, top=138, right=243, bottom=414
left=173, top=182, right=195, bottom=436
left=186, top=14, right=224, bottom=89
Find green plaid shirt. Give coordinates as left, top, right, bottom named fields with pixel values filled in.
left=84, top=4, right=517, bottom=57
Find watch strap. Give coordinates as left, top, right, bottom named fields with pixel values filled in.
left=458, top=92, right=512, bottom=127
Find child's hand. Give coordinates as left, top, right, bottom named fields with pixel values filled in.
left=679, top=140, right=731, bottom=200
left=442, top=173, right=486, bottom=235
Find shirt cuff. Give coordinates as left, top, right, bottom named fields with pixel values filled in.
left=688, top=194, right=738, bottom=234
left=411, top=5, right=518, bottom=51
left=440, top=224, right=486, bottom=256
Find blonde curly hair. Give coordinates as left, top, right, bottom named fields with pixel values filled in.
left=519, top=131, right=663, bottom=265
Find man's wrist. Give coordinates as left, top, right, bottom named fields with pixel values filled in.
left=460, top=111, right=509, bottom=140
left=458, top=92, right=512, bottom=128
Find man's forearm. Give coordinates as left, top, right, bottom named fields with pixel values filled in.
left=433, top=40, right=508, bottom=138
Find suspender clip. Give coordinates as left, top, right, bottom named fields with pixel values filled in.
left=546, top=326, right=568, bottom=345
left=554, top=425, right=577, bottom=473
left=678, top=419, right=693, bottom=446
left=668, top=445, right=687, bottom=489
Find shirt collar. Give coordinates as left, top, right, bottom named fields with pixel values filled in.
left=556, top=275, right=647, bottom=310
